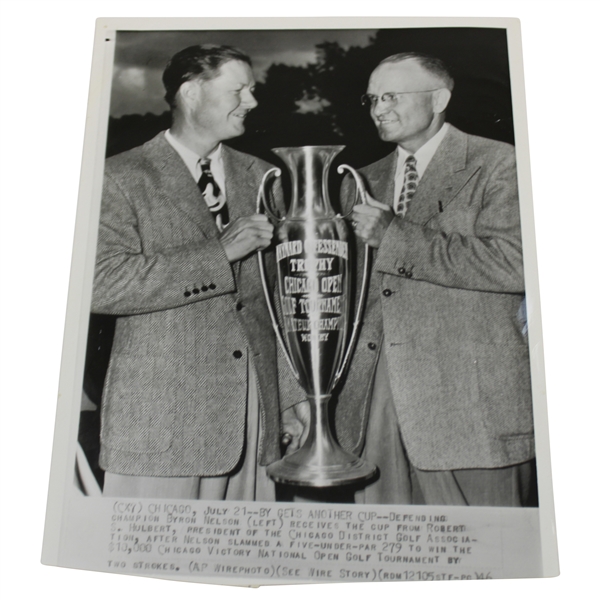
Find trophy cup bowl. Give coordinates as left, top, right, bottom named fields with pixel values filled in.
left=257, top=146, right=377, bottom=487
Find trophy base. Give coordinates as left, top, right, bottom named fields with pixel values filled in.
left=267, top=449, right=377, bottom=488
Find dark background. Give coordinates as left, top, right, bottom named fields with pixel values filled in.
left=82, top=27, right=515, bottom=487
left=107, top=27, right=513, bottom=164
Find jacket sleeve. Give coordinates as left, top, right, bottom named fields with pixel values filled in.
left=374, top=148, right=525, bottom=294
left=91, top=169, right=236, bottom=316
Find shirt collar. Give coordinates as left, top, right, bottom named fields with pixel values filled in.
left=395, top=122, right=449, bottom=180
left=164, top=129, right=223, bottom=182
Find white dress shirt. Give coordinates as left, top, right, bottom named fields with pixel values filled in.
left=393, top=122, right=449, bottom=202
left=164, top=129, right=226, bottom=202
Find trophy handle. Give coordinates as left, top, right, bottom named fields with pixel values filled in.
left=332, top=164, right=372, bottom=389
left=256, top=168, right=300, bottom=381
left=257, top=167, right=284, bottom=222
left=337, top=164, right=369, bottom=218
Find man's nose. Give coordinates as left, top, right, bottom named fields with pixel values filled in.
left=242, top=89, right=258, bottom=109
left=371, top=99, right=388, bottom=117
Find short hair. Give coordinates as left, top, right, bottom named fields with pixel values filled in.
left=162, top=44, right=252, bottom=110
left=378, top=52, right=455, bottom=91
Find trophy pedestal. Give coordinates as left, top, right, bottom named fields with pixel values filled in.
left=267, top=448, right=376, bottom=488
left=267, top=393, right=377, bottom=487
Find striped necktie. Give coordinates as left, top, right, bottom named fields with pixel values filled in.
left=394, top=155, right=418, bottom=217
left=198, top=158, right=229, bottom=230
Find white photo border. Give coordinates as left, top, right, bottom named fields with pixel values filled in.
left=41, top=16, right=559, bottom=584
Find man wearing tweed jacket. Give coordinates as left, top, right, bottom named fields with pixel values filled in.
left=336, top=53, right=535, bottom=506
left=92, top=45, right=291, bottom=500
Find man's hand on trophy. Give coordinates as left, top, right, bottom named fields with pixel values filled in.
left=281, top=401, right=310, bottom=455
left=351, top=195, right=393, bottom=249
left=219, top=214, right=274, bottom=262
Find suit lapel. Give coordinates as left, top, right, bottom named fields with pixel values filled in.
left=361, top=152, right=396, bottom=289
left=406, top=125, right=481, bottom=224
left=222, top=144, right=256, bottom=222
left=364, top=152, right=397, bottom=208
left=222, top=145, right=258, bottom=281
left=145, top=133, right=221, bottom=239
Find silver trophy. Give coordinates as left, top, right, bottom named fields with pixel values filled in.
left=257, top=146, right=377, bottom=487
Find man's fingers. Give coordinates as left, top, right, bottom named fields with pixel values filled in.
left=254, top=238, right=272, bottom=252
left=353, top=212, right=375, bottom=225
left=220, top=216, right=275, bottom=262
left=233, top=216, right=274, bottom=233
left=353, top=215, right=379, bottom=233
left=281, top=429, right=298, bottom=455
left=356, top=191, right=391, bottom=211
left=353, top=203, right=390, bottom=217
left=247, top=213, right=271, bottom=223
left=284, top=436, right=300, bottom=455
left=353, top=203, right=378, bottom=216
left=365, top=194, right=391, bottom=210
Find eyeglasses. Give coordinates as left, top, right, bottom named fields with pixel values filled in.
left=360, top=89, right=442, bottom=107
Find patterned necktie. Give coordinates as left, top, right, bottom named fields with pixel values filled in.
left=394, top=155, right=418, bottom=217
left=198, top=158, right=229, bottom=230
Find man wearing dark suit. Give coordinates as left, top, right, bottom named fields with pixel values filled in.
left=92, top=44, right=291, bottom=500
left=335, top=52, right=535, bottom=506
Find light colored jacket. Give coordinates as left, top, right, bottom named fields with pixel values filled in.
left=335, top=125, right=534, bottom=470
left=93, top=132, right=283, bottom=477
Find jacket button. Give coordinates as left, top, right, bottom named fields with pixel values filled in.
left=184, top=291, right=192, bottom=297
left=201, top=285, right=209, bottom=292
left=405, top=270, right=413, bottom=278
left=368, top=342, right=377, bottom=350
left=209, top=283, right=216, bottom=290
left=192, top=288, right=199, bottom=294
left=233, top=350, right=243, bottom=359
left=236, top=302, right=243, bottom=311
left=398, top=267, right=406, bottom=275
left=383, top=289, right=392, bottom=297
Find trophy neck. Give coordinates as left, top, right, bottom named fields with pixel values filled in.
left=272, top=146, right=345, bottom=220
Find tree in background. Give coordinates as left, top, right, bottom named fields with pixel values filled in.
left=106, top=28, right=514, bottom=167
left=232, top=27, right=514, bottom=167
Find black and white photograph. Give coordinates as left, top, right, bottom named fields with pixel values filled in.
left=6, top=2, right=600, bottom=598
left=79, top=24, right=538, bottom=506
left=35, top=15, right=559, bottom=587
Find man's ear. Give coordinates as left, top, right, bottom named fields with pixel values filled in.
left=433, top=88, right=452, bottom=114
left=178, top=79, right=200, bottom=108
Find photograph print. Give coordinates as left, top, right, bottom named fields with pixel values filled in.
left=76, top=24, right=538, bottom=510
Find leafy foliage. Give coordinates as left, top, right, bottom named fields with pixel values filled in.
left=107, top=28, right=514, bottom=169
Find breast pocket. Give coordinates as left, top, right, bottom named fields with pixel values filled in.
left=427, top=207, right=479, bottom=236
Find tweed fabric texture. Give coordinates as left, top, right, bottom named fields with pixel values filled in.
left=93, top=132, right=282, bottom=477
left=335, top=125, right=534, bottom=471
